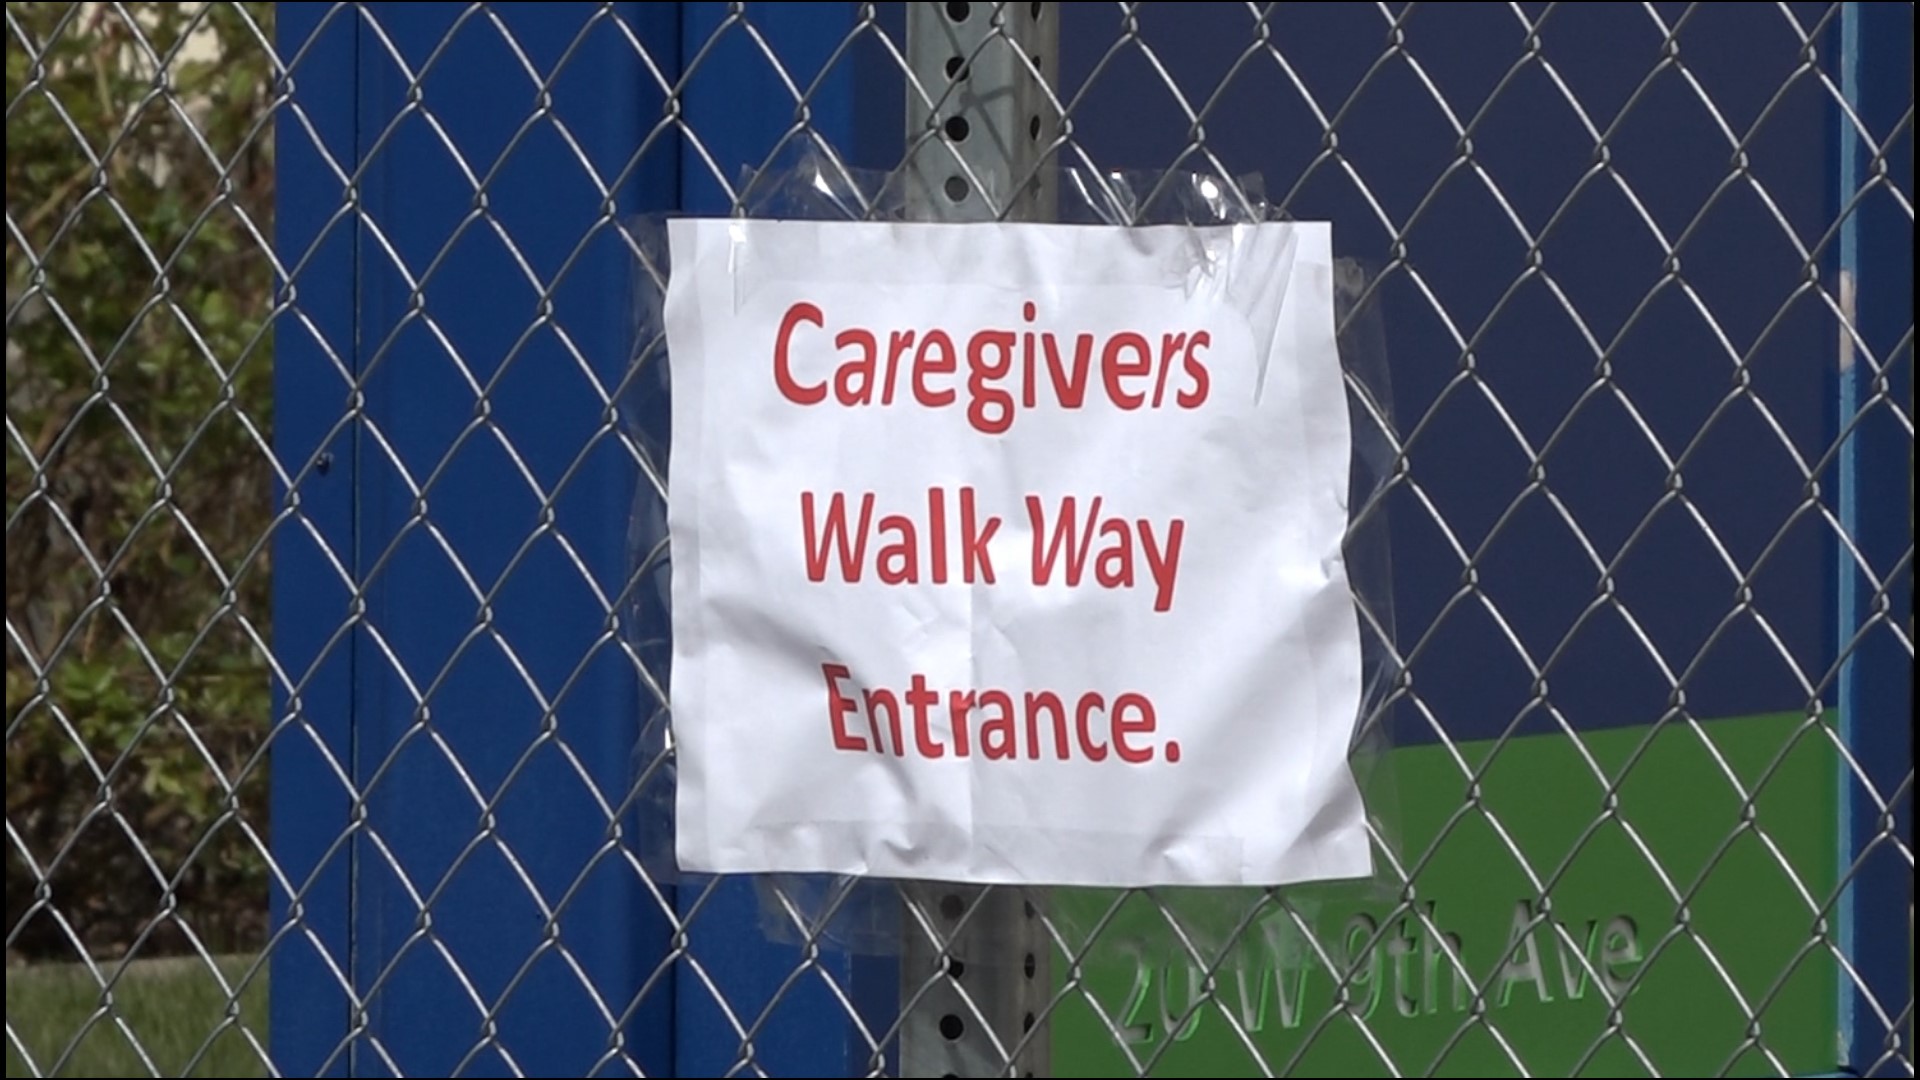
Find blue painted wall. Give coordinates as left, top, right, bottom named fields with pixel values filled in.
left=273, top=3, right=1908, bottom=1073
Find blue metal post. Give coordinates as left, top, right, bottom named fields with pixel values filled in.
left=271, top=3, right=684, bottom=1075
left=349, top=3, right=685, bottom=1073
left=1832, top=5, right=1914, bottom=1074
left=669, top=4, right=900, bottom=1076
left=271, top=5, right=361, bottom=1075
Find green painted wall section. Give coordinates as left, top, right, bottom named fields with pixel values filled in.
left=1049, top=711, right=1842, bottom=1077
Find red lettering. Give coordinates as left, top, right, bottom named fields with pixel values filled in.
left=1020, top=301, right=1038, bottom=408
left=773, top=302, right=1213, bottom=422
left=948, top=690, right=974, bottom=757
left=1024, top=691, right=1067, bottom=760
left=1112, top=692, right=1156, bottom=763
left=1094, top=518, right=1134, bottom=589
left=966, top=330, right=1016, bottom=434
left=1028, top=495, right=1101, bottom=587
left=833, top=328, right=877, bottom=405
left=1177, top=330, right=1211, bottom=408
left=928, top=487, right=948, bottom=585
left=1143, top=519, right=1184, bottom=613
left=802, top=491, right=873, bottom=582
left=1075, top=693, right=1108, bottom=761
left=816, top=664, right=1166, bottom=764
left=883, top=330, right=915, bottom=405
left=907, top=674, right=943, bottom=758
left=864, top=687, right=903, bottom=755
left=913, top=330, right=957, bottom=406
left=824, top=663, right=864, bottom=751
left=961, top=488, right=999, bottom=584
left=978, top=690, right=1017, bottom=760
left=774, top=302, right=827, bottom=404
left=876, top=513, right=918, bottom=584
left=1043, top=332, right=1095, bottom=407
left=1102, top=331, right=1152, bottom=410
left=1153, top=332, right=1186, bottom=408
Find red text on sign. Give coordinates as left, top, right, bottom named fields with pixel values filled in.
left=822, top=663, right=1179, bottom=764
left=800, top=487, right=1184, bottom=612
left=772, top=300, right=1213, bottom=434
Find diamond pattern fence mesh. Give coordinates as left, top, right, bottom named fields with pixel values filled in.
left=5, top=2, right=1912, bottom=1077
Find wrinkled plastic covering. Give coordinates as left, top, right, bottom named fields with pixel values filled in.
left=622, top=148, right=1401, bottom=959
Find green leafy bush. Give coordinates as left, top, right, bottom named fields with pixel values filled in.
left=6, top=2, right=276, bottom=963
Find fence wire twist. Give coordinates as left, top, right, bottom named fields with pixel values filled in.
left=6, top=2, right=1913, bottom=1077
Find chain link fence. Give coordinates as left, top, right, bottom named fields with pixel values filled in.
left=6, top=2, right=1912, bottom=1077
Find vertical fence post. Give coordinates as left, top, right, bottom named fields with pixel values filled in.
left=270, top=6, right=359, bottom=1075
left=669, top=5, right=900, bottom=1076
left=898, top=5, right=1058, bottom=1076
left=320, top=4, right=683, bottom=1074
left=1832, top=4, right=1916, bottom=1073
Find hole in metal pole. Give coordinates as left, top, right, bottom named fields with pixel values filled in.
left=944, top=115, right=971, bottom=141
left=945, top=956, right=966, bottom=979
left=945, top=0, right=970, bottom=22
left=943, top=175, right=969, bottom=203
left=1030, top=1, right=1044, bottom=18
left=1029, top=115, right=1041, bottom=141
left=940, top=1014, right=965, bottom=1040
left=1023, top=952, right=1037, bottom=978
left=944, top=56, right=970, bottom=81
left=939, top=893, right=966, bottom=920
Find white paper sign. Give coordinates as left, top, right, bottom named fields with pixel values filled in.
left=665, top=219, right=1369, bottom=887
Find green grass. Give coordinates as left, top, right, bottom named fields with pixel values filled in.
left=5, top=956, right=267, bottom=1078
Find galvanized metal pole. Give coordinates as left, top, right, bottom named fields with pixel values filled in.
left=899, top=3, right=1058, bottom=1076
left=904, top=1, right=1058, bottom=222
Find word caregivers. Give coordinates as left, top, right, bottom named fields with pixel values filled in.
left=772, top=299, right=1214, bottom=434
